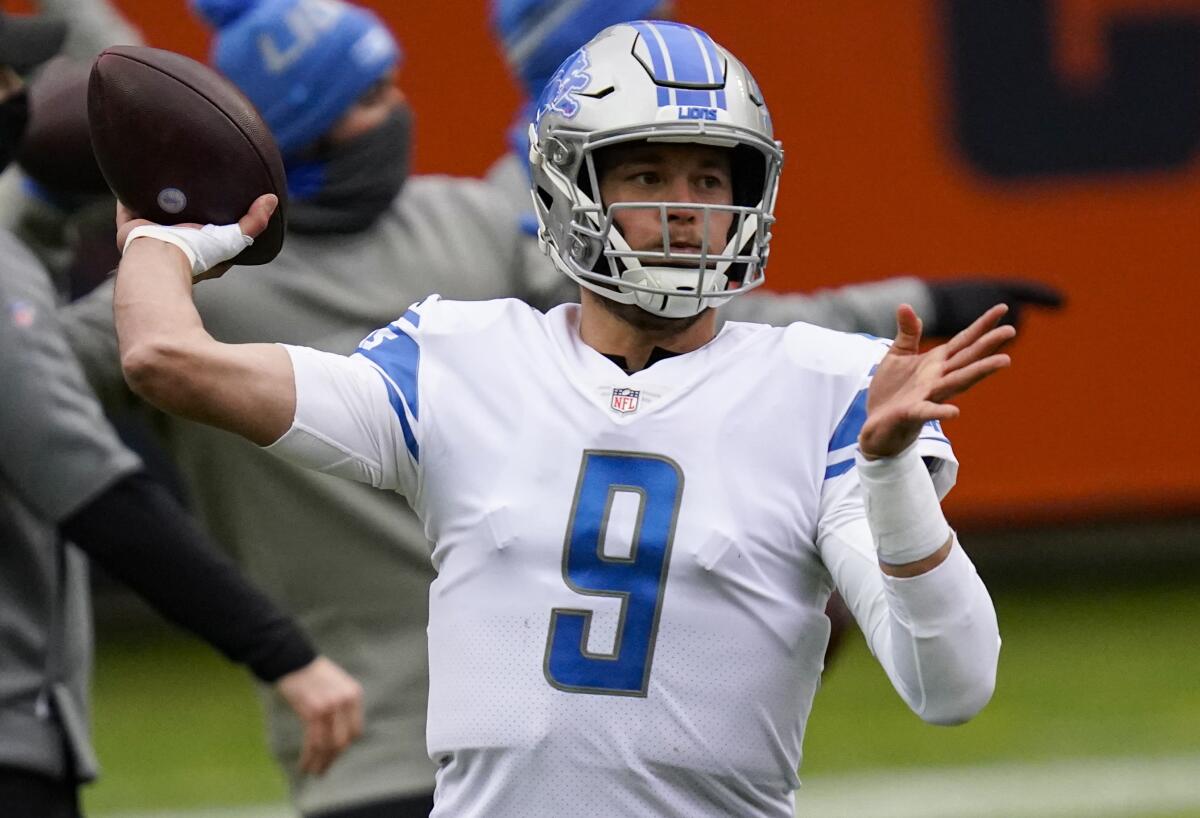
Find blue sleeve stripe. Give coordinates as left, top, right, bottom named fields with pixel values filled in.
left=373, top=371, right=419, bottom=462
left=824, top=459, right=855, bottom=480
left=401, top=308, right=421, bottom=328
left=828, top=388, right=868, bottom=452
left=357, top=329, right=420, bottom=421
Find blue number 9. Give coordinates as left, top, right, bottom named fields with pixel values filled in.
left=544, top=451, right=683, bottom=696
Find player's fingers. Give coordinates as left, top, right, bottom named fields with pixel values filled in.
left=890, top=304, right=923, bottom=354
left=115, top=200, right=137, bottom=224
left=238, top=193, right=278, bottom=239
left=941, top=303, right=1008, bottom=358
left=944, top=323, right=1016, bottom=372
left=931, top=354, right=1011, bottom=401
left=327, top=702, right=354, bottom=757
left=348, top=692, right=365, bottom=741
left=300, top=712, right=332, bottom=776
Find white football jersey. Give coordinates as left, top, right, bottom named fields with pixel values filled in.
left=271, top=296, right=959, bottom=818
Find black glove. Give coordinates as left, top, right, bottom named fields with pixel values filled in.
left=926, top=278, right=1064, bottom=338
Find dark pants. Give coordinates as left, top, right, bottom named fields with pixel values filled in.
left=0, top=766, right=82, bottom=818
left=308, top=791, right=435, bottom=818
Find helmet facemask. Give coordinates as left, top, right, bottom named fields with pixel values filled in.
left=536, top=126, right=782, bottom=318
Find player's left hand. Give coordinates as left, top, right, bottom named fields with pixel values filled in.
left=859, top=303, right=1015, bottom=459
left=274, top=656, right=364, bottom=776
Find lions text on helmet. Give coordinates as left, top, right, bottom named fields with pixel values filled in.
left=530, top=20, right=783, bottom=319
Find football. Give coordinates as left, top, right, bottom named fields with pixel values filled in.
left=87, top=45, right=287, bottom=266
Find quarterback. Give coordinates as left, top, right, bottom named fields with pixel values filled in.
left=112, top=21, right=1005, bottom=818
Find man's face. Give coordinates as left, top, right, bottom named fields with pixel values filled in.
left=597, top=142, right=734, bottom=264
left=326, top=73, right=404, bottom=145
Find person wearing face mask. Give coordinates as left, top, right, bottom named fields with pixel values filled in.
left=1, top=11, right=364, bottom=818
left=61, top=1, right=562, bottom=815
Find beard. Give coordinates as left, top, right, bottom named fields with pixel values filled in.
left=592, top=292, right=712, bottom=338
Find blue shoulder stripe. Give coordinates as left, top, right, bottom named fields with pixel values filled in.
left=828, top=388, right=868, bottom=453
left=357, top=329, right=419, bottom=421
left=375, top=372, right=419, bottom=462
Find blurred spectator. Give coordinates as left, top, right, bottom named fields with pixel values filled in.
left=0, top=10, right=361, bottom=818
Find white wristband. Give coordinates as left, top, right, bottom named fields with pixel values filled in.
left=124, top=223, right=253, bottom=279
left=856, top=441, right=952, bottom=566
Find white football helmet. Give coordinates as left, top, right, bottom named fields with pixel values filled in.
left=529, top=20, right=783, bottom=318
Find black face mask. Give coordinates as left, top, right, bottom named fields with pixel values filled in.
left=0, top=88, right=30, bottom=174
left=286, top=103, right=413, bottom=235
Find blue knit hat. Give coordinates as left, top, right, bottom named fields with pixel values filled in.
left=491, top=0, right=662, bottom=99
left=191, top=0, right=400, bottom=156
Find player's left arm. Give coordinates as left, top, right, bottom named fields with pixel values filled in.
left=818, top=304, right=1012, bottom=724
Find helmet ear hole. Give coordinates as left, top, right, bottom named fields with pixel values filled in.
left=536, top=185, right=553, bottom=210
left=731, top=144, right=767, bottom=208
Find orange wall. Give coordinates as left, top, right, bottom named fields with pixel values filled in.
left=74, top=2, right=1200, bottom=526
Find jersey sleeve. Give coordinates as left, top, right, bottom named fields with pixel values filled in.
left=264, top=300, right=433, bottom=501
left=813, top=341, right=998, bottom=725
left=821, top=344, right=959, bottom=501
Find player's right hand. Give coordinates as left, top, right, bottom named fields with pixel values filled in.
left=274, top=655, right=364, bottom=776
left=115, top=193, right=278, bottom=281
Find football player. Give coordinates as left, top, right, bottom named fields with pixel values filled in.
left=111, top=21, right=1004, bottom=817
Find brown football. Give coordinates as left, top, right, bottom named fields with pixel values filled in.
left=87, top=45, right=287, bottom=266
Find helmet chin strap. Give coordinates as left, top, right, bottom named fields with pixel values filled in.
left=622, top=267, right=731, bottom=318
left=601, top=212, right=737, bottom=319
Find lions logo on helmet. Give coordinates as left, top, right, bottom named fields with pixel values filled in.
left=537, top=48, right=591, bottom=121
left=528, top=20, right=783, bottom=319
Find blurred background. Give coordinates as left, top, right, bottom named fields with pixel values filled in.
left=9, top=0, right=1200, bottom=815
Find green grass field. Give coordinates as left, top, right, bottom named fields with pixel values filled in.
left=84, top=578, right=1200, bottom=816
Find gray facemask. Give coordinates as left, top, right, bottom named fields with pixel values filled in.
left=285, top=103, right=413, bottom=235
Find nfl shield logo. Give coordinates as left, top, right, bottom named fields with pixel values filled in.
left=610, top=387, right=641, bottom=414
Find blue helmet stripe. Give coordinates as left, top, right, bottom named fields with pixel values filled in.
left=684, top=23, right=722, bottom=109
left=634, top=21, right=729, bottom=111
left=675, top=88, right=712, bottom=107
left=654, top=22, right=709, bottom=86
left=631, top=22, right=672, bottom=106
